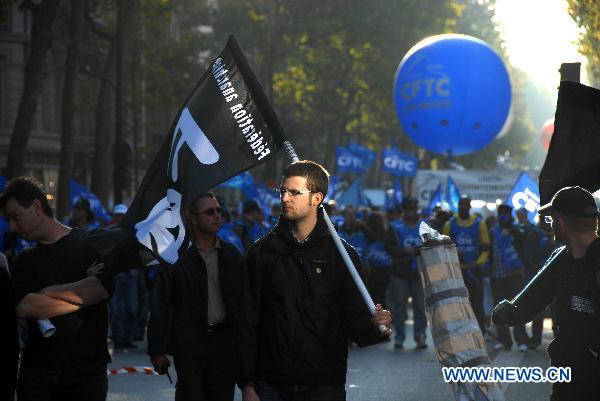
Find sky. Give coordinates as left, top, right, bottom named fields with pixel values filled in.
left=494, top=0, right=588, bottom=89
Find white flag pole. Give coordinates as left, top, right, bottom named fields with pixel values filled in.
left=282, top=141, right=390, bottom=335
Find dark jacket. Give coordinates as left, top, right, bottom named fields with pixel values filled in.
left=507, top=238, right=600, bottom=383
left=241, top=208, right=383, bottom=386
left=147, top=239, right=253, bottom=379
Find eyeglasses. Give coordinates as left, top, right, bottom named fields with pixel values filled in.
left=277, top=187, right=313, bottom=197
left=192, top=207, right=222, bottom=216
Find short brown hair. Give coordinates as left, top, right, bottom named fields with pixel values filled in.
left=0, top=177, right=53, bottom=217
left=282, top=160, right=329, bottom=198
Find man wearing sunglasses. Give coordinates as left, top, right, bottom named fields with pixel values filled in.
left=492, top=186, right=600, bottom=400
left=148, top=192, right=252, bottom=401
left=239, top=160, right=392, bottom=401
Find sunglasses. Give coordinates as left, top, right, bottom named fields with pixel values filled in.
left=192, top=207, right=222, bottom=217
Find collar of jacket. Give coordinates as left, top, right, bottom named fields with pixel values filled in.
left=267, top=206, right=331, bottom=253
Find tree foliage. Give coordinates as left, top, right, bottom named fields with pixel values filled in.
left=567, top=0, right=600, bottom=85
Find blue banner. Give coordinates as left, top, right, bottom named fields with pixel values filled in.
left=336, top=146, right=368, bottom=173
left=426, top=183, right=443, bottom=215
left=348, top=141, right=377, bottom=167
left=218, top=172, right=254, bottom=190
left=381, top=148, right=418, bottom=177
left=506, top=172, right=540, bottom=223
left=445, top=175, right=461, bottom=213
left=68, top=180, right=112, bottom=222
left=243, top=182, right=279, bottom=216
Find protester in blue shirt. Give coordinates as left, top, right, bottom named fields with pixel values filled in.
left=338, top=206, right=373, bottom=263
left=489, top=204, right=528, bottom=352
left=365, top=212, right=392, bottom=307
left=384, top=196, right=428, bottom=349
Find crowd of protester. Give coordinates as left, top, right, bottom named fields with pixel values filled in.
left=0, top=175, right=563, bottom=401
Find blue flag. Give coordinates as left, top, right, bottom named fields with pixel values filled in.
left=445, top=175, right=461, bottom=213
left=384, top=176, right=404, bottom=210
left=68, top=180, right=112, bottom=223
left=348, top=141, right=377, bottom=167
left=336, top=146, right=368, bottom=173
left=326, top=175, right=345, bottom=202
left=506, top=172, right=540, bottom=223
left=426, top=183, right=443, bottom=215
left=336, top=176, right=371, bottom=207
left=218, top=172, right=254, bottom=190
left=382, top=148, right=418, bottom=177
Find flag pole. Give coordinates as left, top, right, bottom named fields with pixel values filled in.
left=282, top=141, right=390, bottom=335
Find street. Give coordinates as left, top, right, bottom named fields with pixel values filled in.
left=106, top=320, right=554, bottom=401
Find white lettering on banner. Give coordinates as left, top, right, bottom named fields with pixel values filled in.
left=511, top=187, right=540, bottom=213
left=338, top=154, right=364, bottom=170
left=415, top=170, right=520, bottom=205
left=383, top=155, right=415, bottom=174
left=135, top=189, right=185, bottom=264
left=212, top=58, right=272, bottom=161
left=168, top=108, right=220, bottom=182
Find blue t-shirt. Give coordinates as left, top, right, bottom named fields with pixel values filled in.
left=339, top=229, right=368, bottom=262
left=449, top=217, right=482, bottom=265
left=390, top=219, right=423, bottom=271
left=366, top=241, right=392, bottom=269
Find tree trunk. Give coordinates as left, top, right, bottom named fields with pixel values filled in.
left=90, top=41, right=116, bottom=205
left=4, top=0, right=61, bottom=178
left=57, top=0, right=84, bottom=220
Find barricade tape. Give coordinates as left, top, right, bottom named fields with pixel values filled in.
left=107, top=366, right=158, bottom=375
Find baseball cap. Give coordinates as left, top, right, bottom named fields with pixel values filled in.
left=113, top=204, right=128, bottom=215
left=538, top=186, right=599, bottom=217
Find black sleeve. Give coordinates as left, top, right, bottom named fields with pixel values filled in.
left=233, top=247, right=258, bottom=389
left=146, top=266, right=174, bottom=356
left=9, top=252, right=36, bottom=308
left=509, top=247, right=565, bottom=325
left=236, top=244, right=262, bottom=388
left=341, top=242, right=382, bottom=347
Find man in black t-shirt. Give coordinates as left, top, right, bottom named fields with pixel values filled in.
left=493, top=186, right=600, bottom=401
left=0, top=177, right=115, bottom=401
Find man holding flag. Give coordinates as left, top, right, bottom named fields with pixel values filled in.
left=240, top=160, right=391, bottom=401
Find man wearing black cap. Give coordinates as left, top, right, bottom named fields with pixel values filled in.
left=385, top=196, right=428, bottom=349
left=492, top=186, right=600, bottom=400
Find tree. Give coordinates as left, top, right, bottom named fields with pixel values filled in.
left=567, top=0, right=600, bottom=85
left=57, top=0, right=85, bottom=219
left=4, top=0, right=61, bottom=178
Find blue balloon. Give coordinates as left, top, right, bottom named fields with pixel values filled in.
left=393, top=34, right=511, bottom=156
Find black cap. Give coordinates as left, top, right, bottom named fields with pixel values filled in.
left=401, top=196, right=419, bottom=209
left=538, top=186, right=598, bottom=217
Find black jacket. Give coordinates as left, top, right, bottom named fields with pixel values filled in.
left=241, top=208, right=383, bottom=386
left=147, top=239, right=253, bottom=378
left=507, top=238, right=600, bottom=382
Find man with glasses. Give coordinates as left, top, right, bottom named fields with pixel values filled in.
left=240, top=160, right=391, bottom=401
left=492, top=186, right=600, bottom=400
left=148, top=192, right=252, bottom=401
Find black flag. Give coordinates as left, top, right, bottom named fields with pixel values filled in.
left=539, top=81, right=600, bottom=204
left=120, top=36, right=285, bottom=264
